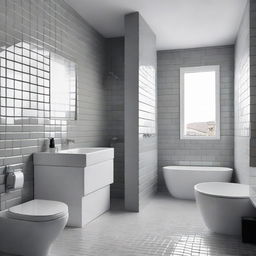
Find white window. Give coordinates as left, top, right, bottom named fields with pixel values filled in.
left=180, top=65, right=220, bottom=140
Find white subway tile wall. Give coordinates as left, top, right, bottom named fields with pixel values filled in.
left=250, top=0, right=256, bottom=149
left=157, top=46, right=234, bottom=190
left=249, top=0, right=256, bottom=204
left=234, top=0, right=256, bottom=206
left=124, top=13, right=158, bottom=210
left=0, top=0, right=107, bottom=209
left=138, top=16, right=158, bottom=206
left=2, top=0, right=255, bottom=210
left=235, top=1, right=251, bottom=185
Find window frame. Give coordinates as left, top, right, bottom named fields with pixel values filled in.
left=180, top=65, right=220, bottom=140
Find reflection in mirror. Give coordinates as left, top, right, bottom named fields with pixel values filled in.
left=50, top=53, right=77, bottom=120
left=0, top=41, right=77, bottom=125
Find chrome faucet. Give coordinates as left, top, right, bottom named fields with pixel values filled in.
left=66, top=139, right=75, bottom=145
left=62, top=138, right=75, bottom=148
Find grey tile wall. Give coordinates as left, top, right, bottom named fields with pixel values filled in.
left=249, top=0, right=256, bottom=205
left=124, top=13, right=158, bottom=211
left=0, top=0, right=107, bottom=209
left=234, top=1, right=251, bottom=184
left=234, top=0, right=256, bottom=207
left=105, top=37, right=125, bottom=198
left=250, top=0, right=256, bottom=152
left=157, top=46, right=234, bottom=191
left=124, top=12, right=140, bottom=211
left=138, top=16, right=158, bottom=207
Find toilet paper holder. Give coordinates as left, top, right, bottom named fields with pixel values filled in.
left=5, top=166, right=24, bottom=192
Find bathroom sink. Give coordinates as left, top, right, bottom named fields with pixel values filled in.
left=34, top=147, right=114, bottom=227
left=33, top=147, right=114, bottom=167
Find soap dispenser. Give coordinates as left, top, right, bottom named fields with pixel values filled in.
left=49, top=137, right=57, bottom=153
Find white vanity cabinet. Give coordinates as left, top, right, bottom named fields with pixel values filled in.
left=33, top=148, right=114, bottom=227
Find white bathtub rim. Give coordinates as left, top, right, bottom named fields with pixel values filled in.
left=163, top=166, right=233, bottom=172
left=195, top=182, right=249, bottom=199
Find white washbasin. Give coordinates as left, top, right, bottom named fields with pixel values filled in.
left=34, top=147, right=114, bottom=167
left=34, top=147, right=114, bottom=227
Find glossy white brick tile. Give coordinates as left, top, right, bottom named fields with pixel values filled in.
left=157, top=46, right=234, bottom=191
left=0, top=0, right=107, bottom=209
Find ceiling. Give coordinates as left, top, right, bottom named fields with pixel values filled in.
left=65, top=0, right=247, bottom=50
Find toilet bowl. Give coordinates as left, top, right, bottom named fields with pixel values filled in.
left=195, top=182, right=256, bottom=235
left=0, top=199, right=68, bottom=256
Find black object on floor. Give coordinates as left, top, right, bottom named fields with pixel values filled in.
left=242, top=217, right=256, bottom=244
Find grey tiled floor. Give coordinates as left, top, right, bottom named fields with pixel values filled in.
left=50, top=194, right=256, bottom=256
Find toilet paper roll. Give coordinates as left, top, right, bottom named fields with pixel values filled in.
left=13, top=171, right=24, bottom=189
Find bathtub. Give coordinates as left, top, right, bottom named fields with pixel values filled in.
left=163, top=166, right=233, bottom=200
left=195, top=182, right=256, bottom=235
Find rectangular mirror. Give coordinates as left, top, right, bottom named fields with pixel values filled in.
left=0, top=41, right=77, bottom=124
left=50, top=53, right=77, bottom=120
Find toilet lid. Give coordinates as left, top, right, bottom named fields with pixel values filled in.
left=195, top=182, right=250, bottom=199
left=7, top=199, right=68, bottom=222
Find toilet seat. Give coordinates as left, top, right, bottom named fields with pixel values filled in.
left=7, top=199, right=68, bottom=222
left=195, top=182, right=249, bottom=199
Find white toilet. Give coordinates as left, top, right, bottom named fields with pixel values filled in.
left=0, top=199, right=68, bottom=256
left=195, top=182, right=256, bottom=235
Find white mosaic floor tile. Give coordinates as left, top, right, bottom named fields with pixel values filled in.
left=49, top=194, right=256, bottom=256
